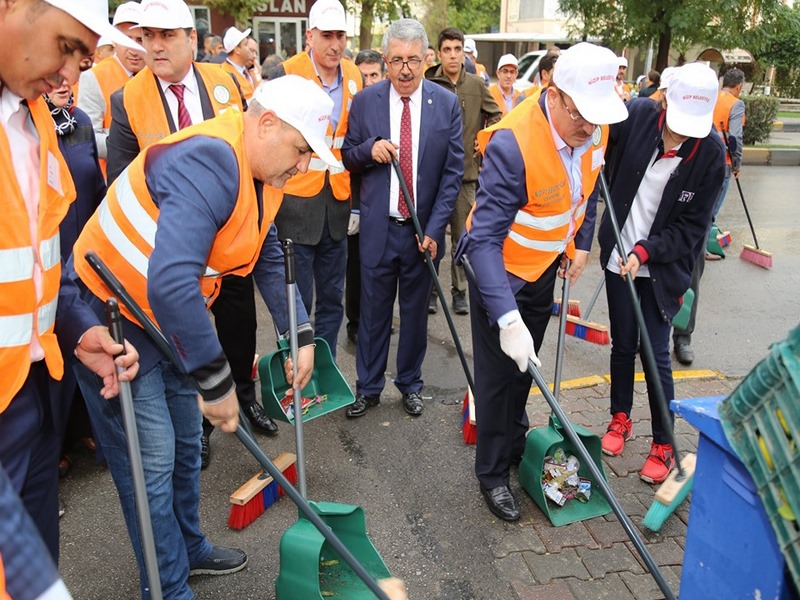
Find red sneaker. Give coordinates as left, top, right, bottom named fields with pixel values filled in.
left=640, top=442, right=676, bottom=484
left=601, top=412, right=633, bottom=456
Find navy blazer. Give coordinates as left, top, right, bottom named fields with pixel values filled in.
left=342, top=79, right=464, bottom=269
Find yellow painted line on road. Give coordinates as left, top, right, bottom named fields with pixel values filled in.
left=530, top=370, right=722, bottom=395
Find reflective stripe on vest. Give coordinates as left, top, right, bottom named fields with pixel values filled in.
left=470, top=96, right=607, bottom=282
left=1, top=296, right=60, bottom=348
left=281, top=52, right=361, bottom=199
left=0, top=234, right=61, bottom=283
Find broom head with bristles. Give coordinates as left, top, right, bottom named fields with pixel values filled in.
left=740, top=244, right=773, bottom=269
left=461, top=388, right=476, bottom=445
left=643, top=453, right=696, bottom=531
left=565, top=315, right=610, bottom=345
left=551, top=298, right=582, bottom=318
left=228, top=452, right=297, bottom=530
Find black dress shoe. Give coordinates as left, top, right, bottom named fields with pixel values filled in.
left=244, top=403, right=279, bottom=435
left=190, top=545, right=248, bottom=576
left=402, top=392, right=424, bottom=416
left=200, top=433, right=210, bottom=470
left=452, top=292, right=469, bottom=315
left=428, top=296, right=438, bottom=314
left=480, top=485, right=520, bottom=521
left=346, top=394, right=380, bottom=418
left=675, top=343, right=695, bottom=366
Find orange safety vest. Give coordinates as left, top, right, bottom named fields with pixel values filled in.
left=469, top=98, right=608, bottom=282
left=73, top=111, right=281, bottom=327
left=0, top=553, right=9, bottom=600
left=488, top=84, right=522, bottom=116
left=123, top=63, right=243, bottom=151
left=0, top=97, right=76, bottom=413
left=281, top=51, right=361, bottom=200
left=649, top=88, right=663, bottom=103
left=221, top=60, right=255, bottom=101
left=713, top=90, right=746, bottom=166
left=87, top=55, right=131, bottom=177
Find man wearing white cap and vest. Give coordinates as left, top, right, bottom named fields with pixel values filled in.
left=107, top=0, right=279, bottom=469
left=267, top=0, right=362, bottom=357
left=71, top=75, right=335, bottom=599
left=456, top=42, right=627, bottom=521
left=77, top=0, right=145, bottom=178
left=598, top=62, right=725, bottom=484
left=615, top=56, right=631, bottom=101
left=464, top=38, right=489, bottom=86
left=221, top=26, right=258, bottom=101
left=489, top=54, right=522, bottom=115
left=0, top=1, right=142, bottom=596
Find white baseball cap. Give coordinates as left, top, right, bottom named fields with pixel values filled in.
left=43, top=0, right=144, bottom=51
left=464, top=38, right=477, bottom=56
left=497, top=54, right=518, bottom=70
left=113, top=1, right=142, bottom=26
left=135, top=0, right=195, bottom=30
left=223, top=27, right=251, bottom=53
left=618, top=56, right=628, bottom=68
left=552, top=42, right=628, bottom=125
left=252, top=75, right=340, bottom=168
left=308, top=0, right=347, bottom=32
left=96, top=35, right=114, bottom=48
left=665, top=62, right=719, bottom=138
left=659, top=66, right=678, bottom=90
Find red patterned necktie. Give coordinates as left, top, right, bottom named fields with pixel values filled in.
left=398, top=96, right=414, bottom=218
left=168, top=83, right=193, bottom=130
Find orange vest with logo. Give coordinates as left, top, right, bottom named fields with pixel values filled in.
left=713, top=90, right=746, bottom=165
left=488, top=84, right=522, bottom=116
left=123, top=63, right=243, bottom=151
left=281, top=51, right=361, bottom=200
left=0, top=97, right=76, bottom=413
left=469, top=99, right=608, bottom=282
left=221, top=60, right=255, bottom=101
left=88, top=55, right=131, bottom=176
left=73, top=111, right=280, bottom=327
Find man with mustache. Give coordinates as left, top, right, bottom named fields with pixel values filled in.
left=266, top=0, right=362, bottom=358
left=107, top=0, right=279, bottom=471
left=71, top=75, right=333, bottom=599
left=342, top=18, right=463, bottom=419
left=77, top=1, right=145, bottom=178
left=456, top=43, right=627, bottom=521
left=0, top=0, right=142, bottom=596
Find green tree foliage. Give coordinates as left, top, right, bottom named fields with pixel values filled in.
left=447, top=0, right=502, bottom=35
left=742, top=95, right=779, bottom=144
left=746, top=2, right=800, bottom=96
left=558, top=0, right=781, bottom=71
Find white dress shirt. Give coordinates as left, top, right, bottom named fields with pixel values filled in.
left=158, top=67, right=204, bottom=129
left=388, top=82, right=422, bottom=218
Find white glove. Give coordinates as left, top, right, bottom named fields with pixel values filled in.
left=347, top=212, right=360, bottom=236
left=499, top=319, right=541, bottom=372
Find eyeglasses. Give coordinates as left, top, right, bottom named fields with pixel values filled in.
left=498, top=68, right=518, bottom=76
left=387, top=57, right=423, bottom=71
left=558, top=90, right=589, bottom=126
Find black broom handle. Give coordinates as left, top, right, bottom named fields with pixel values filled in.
left=598, top=172, right=686, bottom=481
left=390, top=157, right=475, bottom=394
left=84, top=252, right=391, bottom=600
left=460, top=254, right=675, bottom=600
left=720, top=125, right=760, bottom=249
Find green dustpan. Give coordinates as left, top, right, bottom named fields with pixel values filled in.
left=519, top=415, right=612, bottom=526
left=706, top=224, right=726, bottom=258
left=276, top=501, right=392, bottom=600
left=259, top=337, right=355, bottom=424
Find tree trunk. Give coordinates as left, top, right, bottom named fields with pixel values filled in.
left=359, top=0, right=376, bottom=50
left=655, top=23, right=672, bottom=71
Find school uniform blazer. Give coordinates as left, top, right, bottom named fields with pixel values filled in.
left=342, top=78, right=464, bottom=269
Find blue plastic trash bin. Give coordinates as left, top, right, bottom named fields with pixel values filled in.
left=672, top=396, right=792, bottom=600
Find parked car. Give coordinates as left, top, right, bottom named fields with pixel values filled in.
left=513, top=50, right=548, bottom=92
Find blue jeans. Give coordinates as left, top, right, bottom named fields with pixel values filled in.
left=294, top=219, right=347, bottom=358
left=76, top=360, right=211, bottom=600
left=605, top=270, right=675, bottom=444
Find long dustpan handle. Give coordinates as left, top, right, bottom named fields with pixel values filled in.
left=390, top=156, right=475, bottom=394
left=553, top=262, right=571, bottom=404
left=84, top=252, right=391, bottom=600
left=527, top=359, right=676, bottom=600
left=106, top=299, right=164, bottom=600
left=282, top=239, right=307, bottom=498
left=598, top=172, right=686, bottom=480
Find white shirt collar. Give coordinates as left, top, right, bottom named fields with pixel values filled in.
left=157, top=65, right=200, bottom=96
left=0, top=85, right=26, bottom=126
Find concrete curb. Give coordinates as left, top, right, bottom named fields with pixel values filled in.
left=529, top=369, right=727, bottom=395
left=772, top=121, right=800, bottom=132
left=743, top=146, right=800, bottom=166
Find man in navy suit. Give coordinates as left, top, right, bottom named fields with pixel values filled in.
left=342, top=18, right=464, bottom=418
